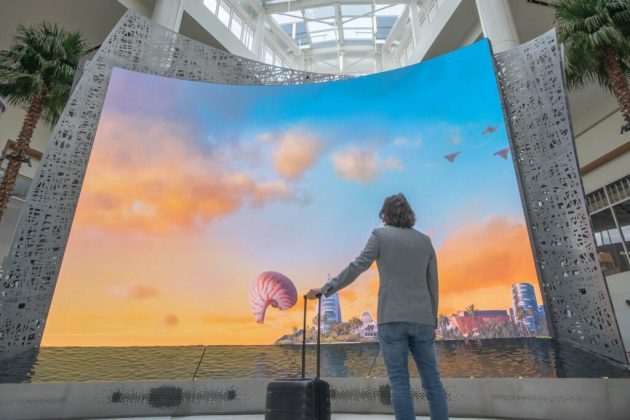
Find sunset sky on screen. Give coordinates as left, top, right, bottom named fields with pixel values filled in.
left=42, top=39, right=541, bottom=346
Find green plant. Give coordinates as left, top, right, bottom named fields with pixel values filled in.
left=555, top=0, right=630, bottom=121
left=348, top=316, right=363, bottom=331
left=515, top=306, right=530, bottom=336
left=465, top=304, right=477, bottom=335
left=438, top=314, right=450, bottom=335
left=0, top=22, right=86, bottom=220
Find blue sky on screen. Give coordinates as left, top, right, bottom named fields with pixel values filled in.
left=43, top=38, right=539, bottom=346
left=102, top=38, right=519, bottom=253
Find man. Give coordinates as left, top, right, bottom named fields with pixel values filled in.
left=307, top=193, right=448, bottom=420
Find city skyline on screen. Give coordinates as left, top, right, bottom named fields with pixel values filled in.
left=43, top=39, right=542, bottom=346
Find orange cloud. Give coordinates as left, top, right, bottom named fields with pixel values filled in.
left=162, top=314, right=179, bottom=327
left=436, top=217, right=538, bottom=314
left=338, top=289, right=357, bottom=302
left=335, top=273, right=379, bottom=322
left=272, top=129, right=322, bottom=179
left=128, top=284, right=160, bottom=300
left=74, top=114, right=291, bottom=234
left=331, top=147, right=402, bottom=182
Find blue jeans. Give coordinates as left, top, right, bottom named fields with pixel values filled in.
left=378, top=322, right=448, bottom=420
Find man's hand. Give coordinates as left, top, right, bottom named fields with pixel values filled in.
left=306, top=288, right=323, bottom=300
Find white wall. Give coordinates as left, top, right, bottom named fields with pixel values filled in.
left=0, top=104, right=49, bottom=179
left=606, top=271, right=630, bottom=359
left=575, top=109, right=630, bottom=194
left=0, top=0, right=129, bottom=180
left=572, top=101, right=630, bottom=359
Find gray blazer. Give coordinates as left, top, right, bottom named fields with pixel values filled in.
left=321, top=225, right=438, bottom=327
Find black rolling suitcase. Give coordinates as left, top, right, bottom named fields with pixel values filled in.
left=265, top=294, right=331, bottom=420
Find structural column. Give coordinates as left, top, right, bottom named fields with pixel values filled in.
left=252, top=12, right=266, bottom=61
left=374, top=52, right=384, bottom=73
left=408, top=0, right=421, bottom=50
left=152, top=0, right=184, bottom=32
left=475, top=0, right=519, bottom=53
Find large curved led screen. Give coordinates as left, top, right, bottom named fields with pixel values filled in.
left=44, top=39, right=547, bottom=350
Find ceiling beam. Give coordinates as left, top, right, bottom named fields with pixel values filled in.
left=264, top=0, right=406, bottom=14
left=335, top=4, right=344, bottom=46
left=345, top=52, right=373, bottom=70
left=371, top=2, right=376, bottom=48
left=304, top=43, right=380, bottom=57
left=382, top=4, right=409, bottom=51
left=242, top=0, right=300, bottom=55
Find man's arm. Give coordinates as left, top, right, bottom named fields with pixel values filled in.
left=427, top=244, right=439, bottom=327
left=320, top=230, right=380, bottom=297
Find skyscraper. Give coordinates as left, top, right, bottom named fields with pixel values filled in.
left=321, top=293, right=342, bottom=334
left=511, top=283, right=540, bottom=332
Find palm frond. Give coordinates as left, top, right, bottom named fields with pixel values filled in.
left=0, top=21, right=86, bottom=125
left=556, top=0, right=630, bottom=92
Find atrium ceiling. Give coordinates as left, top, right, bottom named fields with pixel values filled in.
left=264, top=0, right=407, bottom=73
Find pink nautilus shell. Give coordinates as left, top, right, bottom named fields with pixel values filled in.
left=249, top=271, right=298, bottom=324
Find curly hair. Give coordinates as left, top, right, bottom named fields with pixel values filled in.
left=379, top=193, right=416, bottom=228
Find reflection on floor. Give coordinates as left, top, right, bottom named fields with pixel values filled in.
left=99, top=416, right=497, bottom=420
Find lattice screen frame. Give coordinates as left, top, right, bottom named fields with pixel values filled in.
left=0, top=11, right=626, bottom=364
left=495, top=31, right=627, bottom=363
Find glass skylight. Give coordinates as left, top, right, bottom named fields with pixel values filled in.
left=376, top=16, right=397, bottom=39
left=344, top=17, right=372, bottom=29
left=307, top=20, right=335, bottom=33
left=267, top=1, right=407, bottom=68
left=341, top=5, right=372, bottom=16
left=304, top=6, right=335, bottom=20
left=311, top=29, right=337, bottom=45
left=375, top=4, right=406, bottom=16
left=343, top=29, right=372, bottom=40
left=271, top=13, right=303, bottom=25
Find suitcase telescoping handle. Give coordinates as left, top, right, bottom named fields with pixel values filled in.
left=302, top=295, right=307, bottom=378
left=301, top=293, right=323, bottom=379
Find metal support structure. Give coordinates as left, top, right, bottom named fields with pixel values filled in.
left=495, top=30, right=628, bottom=363
left=264, top=0, right=407, bottom=14
left=152, top=0, right=184, bottom=31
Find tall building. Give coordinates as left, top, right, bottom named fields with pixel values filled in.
left=321, top=293, right=342, bottom=334
left=511, top=283, right=540, bottom=332
left=450, top=310, right=510, bottom=337
left=360, top=311, right=373, bottom=325
left=358, top=311, right=378, bottom=339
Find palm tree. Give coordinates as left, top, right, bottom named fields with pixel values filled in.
left=465, top=304, right=477, bottom=337
left=438, top=314, right=450, bottom=337
left=0, top=22, right=86, bottom=220
left=555, top=0, right=630, bottom=122
left=486, top=321, right=503, bottom=339
left=515, top=306, right=529, bottom=336
left=348, top=316, right=363, bottom=331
